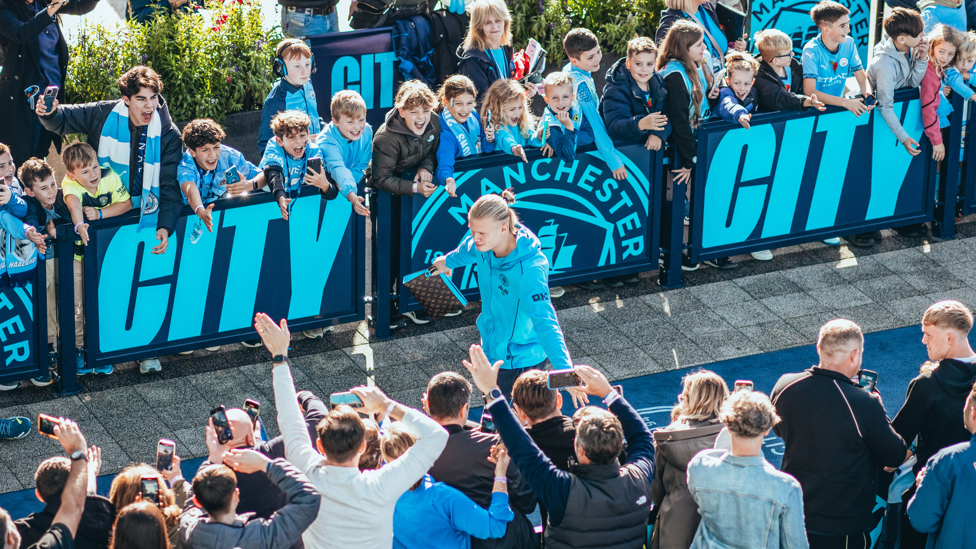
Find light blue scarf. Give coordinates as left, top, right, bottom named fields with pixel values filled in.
left=0, top=189, right=37, bottom=288
left=98, top=100, right=161, bottom=233
left=440, top=110, right=482, bottom=157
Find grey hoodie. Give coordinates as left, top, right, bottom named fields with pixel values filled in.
left=180, top=459, right=321, bottom=549
left=867, top=36, right=928, bottom=144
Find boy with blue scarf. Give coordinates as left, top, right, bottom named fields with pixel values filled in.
left=435, top=75, right=494, bottom=197
left=259, top=39, right=323, bottom=154
left=561, top=28, right=628, bottom=181
left=315, top=90, right=372, bottom=217
left=260, top=110, right=335, bottom=222
left=179, top=119, right=265, bottom=233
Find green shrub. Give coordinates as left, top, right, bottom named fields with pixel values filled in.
left=509, top=0, right=664, bottom=63
left=65, top=0, right=281, bottom=122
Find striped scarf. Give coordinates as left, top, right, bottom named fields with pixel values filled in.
left=98, top=100, right=161, bottom=232
left=0, top=187, right=38, bottom=288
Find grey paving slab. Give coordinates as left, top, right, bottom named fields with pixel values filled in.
left=925, top=287, right=976, bottom=311
left=834, top=303, right=907, bottom=333
left=553, top=306, right=616, bottom=332
left=0, top=462, right=23, bottom=493
left=591, top=348, right=666, bottom=380
left=782, top=310, right=842, bottom=341
left=805, top=286, right=874, bottom=309
left=832, top=255, right=895, bottom=282
left=441, top=325, right=482, bottom=348
left=615, top=321, right=689, bottom=347
left=639, top=288, right=708, bottom=317
left=595, top=298, right=671, bottom=326
left=740, top=321, right=810, bottom=352
left=882, top=296, right=936, bottom=325
left=642, top=337, right=713, bottom=370
left=899, top=268, right=970, bottom=294
left=685, top=281, right=754, bottom=307
left=154, top=399, right=212, bottom=432
left=667, top=310, right=735, bottom=338
left=563, top=325, right=637, bottom=354
left=25, top=396, right=95, bottom=422
left=760, top=293, right=831, bottom=319
left=731, top=272, right=803, bottom=299
left=939, top=261, right=976, bottom=286
left=871, top=248, right=940, bottom=274
left=853, top=275, right=922, bottom=303
left=694, top=329, right=764, bottom=361
left=371, top=361, right=434, bottom=393
left=781, top=264, right=848, bottom=291
left=918, top=240, right=976, bottom=266
left=174, top=426, right=208, bottom=459
left=709, top=300, right=780, bottom=328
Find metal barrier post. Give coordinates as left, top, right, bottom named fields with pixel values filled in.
left=371, top=191, right=393, bottom=340
left=658, top=151, right=685, bottom=289
left=933, top=94, right=962, bottom=240
left=54, top=226, right=80, bottom=395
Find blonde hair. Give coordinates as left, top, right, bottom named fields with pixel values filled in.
left=922, top=300, right=974, bottom=333
left=395, top=80, right=437, bottom=111
left=955, top=32, right=976, bottom=63
left=725, top=51, right=760, bottom=76
left=627, top=36, right=658, bottom=59
left=62, top=142, right=98, bottom=173
left=468, top=190, right=519, bottom=234
left=109, top=464, right=180, bottom=531
left=755, top=29, right=793, bottom=59
left=331, top=90, right=367, bottom=121
left=817, top=319, right=863, bottom=358
left=543, top=71, right=575, bottom=96
left=665, top=0, right=697, bottom=14
left=719, top=391, right=780, bottom=438
left=435, top=75, right=478, bottom=114
left=669, top=370, right=729, bottom=424
left=929, top=24, right=965, bottom=72
left=658, top=20, right=712, bottom=128
left=463, top=0, right=512, bottom=52
left=381, top=426, right=423, bottom=490
left=481, top=79, right=534, bottom=138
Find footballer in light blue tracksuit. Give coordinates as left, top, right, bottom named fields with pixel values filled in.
left=440, top=222, right=573, bottom=398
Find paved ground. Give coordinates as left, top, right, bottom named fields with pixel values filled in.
left=3, top=220, right=976, bottom=494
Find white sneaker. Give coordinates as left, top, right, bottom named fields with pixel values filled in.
left=823, top=237, right=841, bottom=245
left=549, top=286, right=565, bottom=298
left=178, top=351, right=194, bottom=355
left=751, top=249, right=773, bottom=261
left=444, top=308, right=464, bottom=317
left=139, top=358, right=162, bottom=374
left=205, top=346, right=221, bottom=352
left=0, top=381, right=19, bottom=391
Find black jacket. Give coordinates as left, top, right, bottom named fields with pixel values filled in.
left=37, top=97, right=183, bottom=236
left=892, top=358, right=976, bottom=473
left=16, top=495, right=115, bottom=549
left=23, top=191, right=70, bottom=232
left=754, top=57, right=811, bottom=112
left=368, top=107, right=439, bottom=195
left=457, top=44, right=513, bottom=104
left=428, top=423, right=539, bottom=549
left=661, top=70, right=717, bottom=170
left=600, top=57, right=667, bottom=143
left=655, top=4, right=726, bottom=44
left=0, top=0, right=99, bottom=165
left=771, top=367, right=907, bottom=536
left=527, top=415, right=576, bottom=472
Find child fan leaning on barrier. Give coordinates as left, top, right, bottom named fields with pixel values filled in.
left=921, top=24, right=964, bottom=162
left=801, top=0, right=874, bottom=116
left=258, top=39, right=322, bottom=154
left=945, top=31, right=976, bottom=102
left=259, top=110, right=333, bottom=221
left=753, top=29, right=826, bottom=113
left=714, top=51, right=761, bottom=129
left=481, top=79, right=538, bottom=163
left=178, top=119, right=265, bottom=234
left=369, top=80, right=441, bottom=199
left=599, top=36, right=669, bottom=151
left=315, top=90, right=373, bottom=217
left=435, top=75, right=495, bottom=198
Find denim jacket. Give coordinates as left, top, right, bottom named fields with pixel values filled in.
left=687, top=449, right=809, bottom=549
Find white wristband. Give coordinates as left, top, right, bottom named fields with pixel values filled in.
left=385, top=401, right=397, bottom=418
left=412, top=182, right=418, bottom=194
left=194, top=205, right=204, bottom=214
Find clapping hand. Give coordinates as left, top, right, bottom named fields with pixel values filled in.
left=462, top=344, right=502, bottom=395
left=253, top=312, right=290, bottom=357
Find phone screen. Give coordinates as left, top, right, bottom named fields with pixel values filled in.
left=210, top=406, right=233, bottom=445
left=141, top=478, right=160, bottom=504
left=38, top=414, right=58, bottom=439
left=244, top=399, right=260, bottom=423
left=330, top=392, right=364, bottom=409
left=156, top=440, right=175, bottom=471
left=547, top=369, right=581, bottom=389
left=734, top=380, right=754, bottom=392
left=612, top=385, right=624, bottom=397
left=480, top=411, right=496, bottom=434
left=858, top=370, right=878, bottom=392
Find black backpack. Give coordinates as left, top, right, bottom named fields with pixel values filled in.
left=393, top=15, right=436, bottom=86
left=429, top=9, right=469, bottom=87
left=350, top=0, right=429, bottom=29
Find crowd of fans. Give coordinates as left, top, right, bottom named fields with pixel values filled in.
left=0, top=299, right=974, bottom=549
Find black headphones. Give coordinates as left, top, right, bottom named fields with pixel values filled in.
left=272, top=38, right=317, bottom=79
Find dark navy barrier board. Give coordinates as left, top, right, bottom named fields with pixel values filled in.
left=0, top=260, right=45, bottom=384
left=80, top=187, right=365, bottom=367
left=398, top=143, right=663, bottom=312
left=308, top=27, right=398, bottom=130
left=961, top=96, right=976, bottom=217
left=690, top=89, right=932, bottom=262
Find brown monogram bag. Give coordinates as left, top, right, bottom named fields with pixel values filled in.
left=403, top=266, right=467, bottom=320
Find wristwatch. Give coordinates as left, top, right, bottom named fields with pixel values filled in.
left=69, top=450, right=87, bottom=462
left=272, top=355, right=289, bottom=366
left=485, top=387, right=503, bottom=402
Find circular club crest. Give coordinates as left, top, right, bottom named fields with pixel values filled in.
left=839, top=58, right=848, bottom=67
left=143, top=192, right=160, bottom=215
left=99, top=195, right=109, bottom=206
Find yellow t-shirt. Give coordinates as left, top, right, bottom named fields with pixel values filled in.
left=62, top=169, right=131, bottom=209
left=62, top=169, right=130, bottom=259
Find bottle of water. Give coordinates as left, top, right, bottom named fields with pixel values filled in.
left=190, top=219, right=204, bottom=245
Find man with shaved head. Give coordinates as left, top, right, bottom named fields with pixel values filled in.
left=771, top=319, right=907, bottom=549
